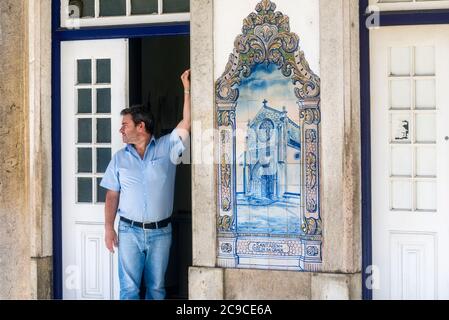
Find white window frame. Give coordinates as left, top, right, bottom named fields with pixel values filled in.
left=369, top=0, right=449, bottom=11
left=61, top=0, right=190, bottom=29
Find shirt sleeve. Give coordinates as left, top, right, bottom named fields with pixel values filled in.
left=100, top=153, right=120, bottom=192
left=168, top=128, right=187, bottom=163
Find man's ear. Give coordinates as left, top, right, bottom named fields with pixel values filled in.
left=137, top=122, right=145, bottom=132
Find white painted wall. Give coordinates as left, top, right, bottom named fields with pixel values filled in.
left=214, top=0, right=320, bottom=80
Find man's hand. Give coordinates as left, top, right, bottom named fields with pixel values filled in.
left=177, top=69, right=191, bottom=134
left=181, top=69, right=190, bottom=90
left=105, top=227, right=118, bottom=253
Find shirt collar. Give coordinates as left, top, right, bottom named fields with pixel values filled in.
left=125, top=136, right=156, bottom=156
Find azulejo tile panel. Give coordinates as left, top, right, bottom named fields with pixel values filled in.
left=216, top=0, right=322, bottom=272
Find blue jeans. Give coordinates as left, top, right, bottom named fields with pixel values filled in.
left=118, top=219, right=172, bottom=300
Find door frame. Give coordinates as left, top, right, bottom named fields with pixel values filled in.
left=359, top=0, right=449, bottom=300
left=51, top=0, right=190, bottom=299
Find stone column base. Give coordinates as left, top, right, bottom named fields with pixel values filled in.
left=189, top=266, right=361, bottom=300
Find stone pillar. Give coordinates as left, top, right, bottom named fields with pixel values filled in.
left=0, top=0, right=30, bottom=299
left=27, top=0, right=53, bottom=300
left=190, top=0, right=216, bottom=269
left=0, top=0, right=52, bottom=299
left=320, top=0, right=362, bottom=275
left=315, top=0, right=362, bottom=298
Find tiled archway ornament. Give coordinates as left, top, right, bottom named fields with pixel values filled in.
left=216, top=0, right=322, bottom=271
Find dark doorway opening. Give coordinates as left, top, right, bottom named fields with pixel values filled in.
left=128, top=36, right=192, bottom=299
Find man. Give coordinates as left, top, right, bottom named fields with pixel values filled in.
left=100, top=70, right=191, bottom=300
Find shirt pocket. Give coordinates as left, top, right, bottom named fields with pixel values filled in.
left=147, top=157, right=168, bottom=182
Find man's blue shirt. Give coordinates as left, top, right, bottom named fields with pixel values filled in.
left=100, top=129, right=186, bottom=223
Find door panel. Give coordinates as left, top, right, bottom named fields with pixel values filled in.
left=61, top=39, right=128, bottom=300
left=371, top=26, right=449, bottom=300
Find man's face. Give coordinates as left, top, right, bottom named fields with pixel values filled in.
left=120, top=114, right=139, bottom=144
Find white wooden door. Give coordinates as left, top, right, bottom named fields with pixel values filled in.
left=371, top=26, right=449, bottom=300
left=61, top=39, right=128, bottom=300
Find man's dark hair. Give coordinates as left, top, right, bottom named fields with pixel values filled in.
left=120, top=104, right=154, bottom=134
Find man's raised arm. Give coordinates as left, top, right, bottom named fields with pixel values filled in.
left=176, top=69, right=191, bottom=141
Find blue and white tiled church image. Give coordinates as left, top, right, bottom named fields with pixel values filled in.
left=236, top=81, right=302, bottom=235
left=216, top=0, right=322, bottom=271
